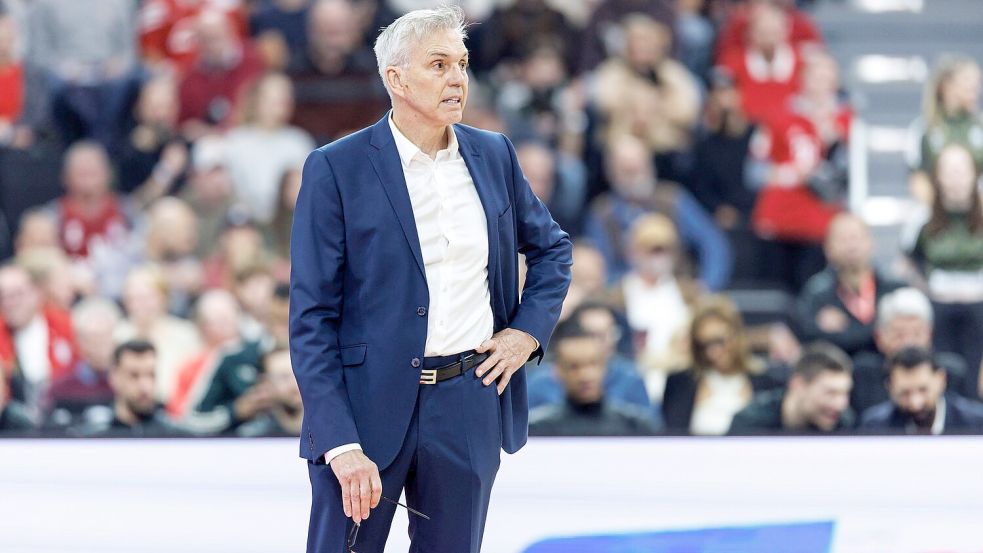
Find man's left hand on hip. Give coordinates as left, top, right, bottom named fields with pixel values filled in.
left=474, top=328, right=538, bottom=395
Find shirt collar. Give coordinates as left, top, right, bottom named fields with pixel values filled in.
left=387, top=112, right=459, bottom=168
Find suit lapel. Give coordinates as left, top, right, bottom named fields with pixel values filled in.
left=367, top=116, right=427, bottom=281
left=456, top=127, right=502, bottom=323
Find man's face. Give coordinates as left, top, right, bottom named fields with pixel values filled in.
left=265, top=350, right=302, bottom=409
left=516, top=144, right=555, bottom=203
left=876, top=316, right=932, bottom=357
left=75, top=312, right=117, bottom=373
left=824, top=216, right=872, bottom=273
left=888, top=363, right=946, bottom=426
left=793, top=371, right=852, bottom=432
left=390, top=28, right=469, bottom=129
left=0, top=267, right=42, bottom=330
left=554, top=336, right=606, bottom=405
left=65, top=149, right=110, bottom=198
left=577, top=308, right=618, bottom=359
left=111, top=351, right=158, bottom=416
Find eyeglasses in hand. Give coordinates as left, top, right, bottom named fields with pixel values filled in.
left=346, top=495, right=430, bottom=553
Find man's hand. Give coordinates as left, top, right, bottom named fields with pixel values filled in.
left=330, top=450, right=382, bottom=524
left=475, top=328, right=538, bottom=395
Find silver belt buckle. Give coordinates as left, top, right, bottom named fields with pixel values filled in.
left=419, top=369, right=438, bottom=385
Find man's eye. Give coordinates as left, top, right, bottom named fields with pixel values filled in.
left=434, top=61, right=443, bottom=69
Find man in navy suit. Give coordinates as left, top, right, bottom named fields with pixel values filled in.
left=288, top=7, right=572, bottom=552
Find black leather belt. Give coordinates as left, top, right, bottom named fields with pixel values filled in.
left=419, top=352, right=489, bottom=385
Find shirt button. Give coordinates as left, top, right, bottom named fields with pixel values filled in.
left=411, top=358, right=421, bottom=368
left=417, top=306, right=427, bottom=316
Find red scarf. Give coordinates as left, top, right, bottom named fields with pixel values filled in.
left=0, top=305, right=79, bottom=401
left=59, top=195, right=128, bottom=258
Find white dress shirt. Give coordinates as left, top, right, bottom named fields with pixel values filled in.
left=322, top=115, right=495, bottom=464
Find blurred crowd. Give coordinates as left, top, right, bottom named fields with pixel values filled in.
left=1, top=0, right=983, bottom=439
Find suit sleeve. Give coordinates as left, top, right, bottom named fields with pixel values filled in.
left=501, top=135, right=573, bottom=364
left=289, top=149, right=361, bottom=459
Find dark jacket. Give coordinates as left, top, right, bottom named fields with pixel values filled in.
left=0, top=401, right=35, bottom=434
left=73, top=405, right=191, bottom=438
left=851, top=351, right=971, bottom=415
left=859, top=395, right=983, bottom=434
left=662, top=367, right=785, bottom=434
left=529, top=397, right=661, bottom=437
left=728, top=389, right=855, bottom=435
left=795, top=267, right=903, bottom=356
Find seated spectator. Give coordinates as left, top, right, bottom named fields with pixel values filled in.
left=45, top=141, right=136, bottom=298
left=179, top=135, right=235, bottom=259
left=0, top=366, right=34, bottom=434
left=289, top=0, right=388, bottom=142
left=663, top=295, right=784, bottom=435
left=117, top=77, right=189, bottom=205
left=249, top=0, right=311, bottom=72
left=578, top=0, right=675, bottom=72
left=236, top=347, right=302, bottom=437
left=528, top=301, right=650, bottom=412
left=73, top=340, right=190, bottom=437
left=793, top=51, right=851, bottom=200
left=0, top=9, right=50, bottom=151
left=609, top=214, right=699, bottom=369
left=690, top=67, right=762, bottom=282
left=860, top=346, right=983, bottom=435
left=796, top=213, right=903, bottom=355
left=496, top=41, right=578, bottom=148
left=729, top=341, right=854, bottom=435
left=907, top=56, right=982, bottom=204
left=718, top=2, right=803, bottom=125
left=29, top=0, right=139, bottom=153
left=167, top=289, right=243, bottom=416
left=116, top=266, right=202, bottom=402
left=168, top=290, right=267, bottom=434
left=264, top=282, right=291, bottom=349
left=907, top=143, right=983, bottom=393
left=851, top=287, right=973, bottom=414
left=715, top=0, right=822, bottom=62
left=592, top=14, right=700, bottom=183
left=529, top=317, right=660, bottom=437
left=515, top=139, right=586, bottom=237
left=225, top=72, right=314, bottom=225
left=584, top=133, right=730, bottom=289
left=139, top=0, right=249, bottom=74
left=0, top=262, right=78, bottom=414
left=141, top=197, right=205, bottom=316
left=42, top=298, right=120, bottom=428
left=201, top=206, right=271, bottom=290
left=178, top=9, right=263, bottom=135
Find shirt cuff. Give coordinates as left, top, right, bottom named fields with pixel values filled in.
left=322, top=443, right=361, bottom=465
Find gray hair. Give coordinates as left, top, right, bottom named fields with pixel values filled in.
left=71, top=297, right=123, bottom=331
left=877, top=287, right=934, bottom=329
left=373, top=6, right=468, bottom=96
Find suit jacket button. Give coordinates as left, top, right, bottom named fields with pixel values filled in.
left=417, top=306, right=427, bottom=316
left=411, top=358, right=421, bottom=368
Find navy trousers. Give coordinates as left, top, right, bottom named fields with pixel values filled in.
left=306, top=353, right=503, bottom=553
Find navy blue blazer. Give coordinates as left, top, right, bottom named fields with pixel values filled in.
left=288, top=115, right=573, bottom=469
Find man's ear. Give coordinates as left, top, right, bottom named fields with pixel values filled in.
left=386, top=66, right=405, bottom=98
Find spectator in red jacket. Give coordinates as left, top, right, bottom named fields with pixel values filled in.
left=715, top=0, right=822, bottom=62
left=0, top=263, right=79, bottom=415
left=719, top=2, right=804, bottom=126
left=139, top=0, right=249, bottom=75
